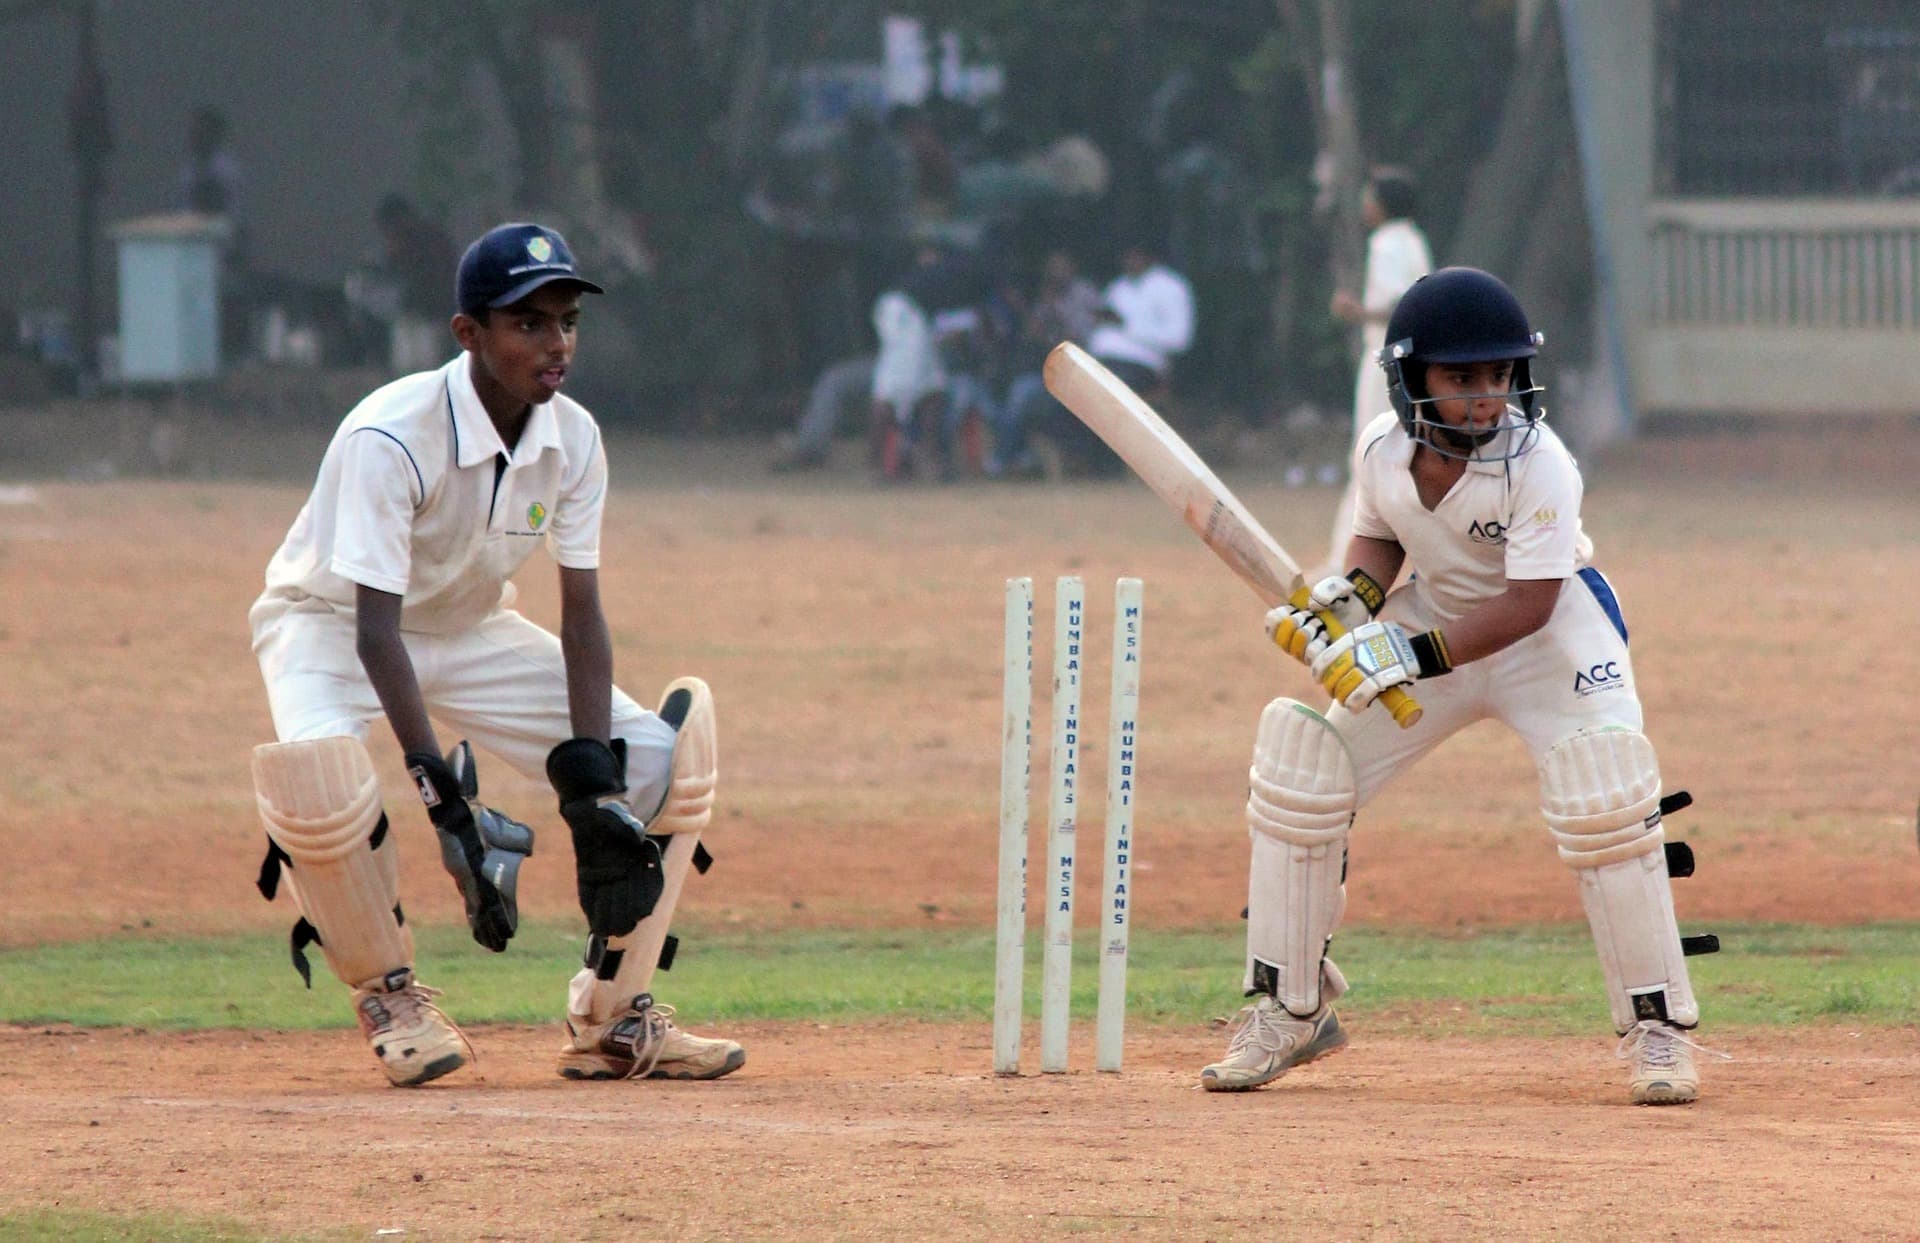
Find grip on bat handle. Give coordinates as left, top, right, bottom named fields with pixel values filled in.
left=1291, top=586, right=1425, bottom=731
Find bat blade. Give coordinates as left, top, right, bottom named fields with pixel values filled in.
left=1043, top=341, right=1422, bottom=728
left=1042, top=342, right=1303, bottom=607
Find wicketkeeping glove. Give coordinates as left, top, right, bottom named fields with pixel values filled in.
left=407, top=742, right=533, bottom=953
left=1309, top=618, right=1453, bottom=713
left=546, top=737, right=666, bottom=939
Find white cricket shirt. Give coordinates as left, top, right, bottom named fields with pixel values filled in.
left=1086, top=264, right=1195, bottom=376
left=258, top=355, right=608, bottom=634
left=1350, top=411, right=1593, bottom=621
left=1361, top=219, right=1433, bottom=325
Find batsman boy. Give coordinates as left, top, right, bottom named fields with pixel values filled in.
left=1205, top=267, right=1716, bottom=1104
left=248, top=222, right=743, bottom=1086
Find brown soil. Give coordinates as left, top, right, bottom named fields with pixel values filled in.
left=2, top=412, right=1917, bottom=1238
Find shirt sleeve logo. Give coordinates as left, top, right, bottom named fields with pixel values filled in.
left=526, top=501, right=548, bottom=531
left=1531, top=506, right=1558, bottom=528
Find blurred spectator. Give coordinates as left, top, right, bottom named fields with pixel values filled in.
left=869, top=239, right=1003, bottom=482
left=178, top=105, right=250, bottom=358
left=1324, top=166, right=1431, bottom=573
left=988, top=249, right=1104, bottom=477
left=1036, top=241, right=1194, bottom=477
left=376, top=194, right=457, bottom=373
left=768, top=353, right=876, bottom=473
left=343, top=195, right=458, bottom=374
left=178, top=105, right=243, bottom=222
left=888, top=105, right=959, bottom=221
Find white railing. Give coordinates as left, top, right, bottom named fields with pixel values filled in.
left=1649, top=199, right=1920, bottom=330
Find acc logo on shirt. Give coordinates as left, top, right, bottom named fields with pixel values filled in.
left=526, top=501, right=548, bottom=531
left=1572, top=661, right=1624, bottom=696
left=1468, top=518, right=1506, bottom=544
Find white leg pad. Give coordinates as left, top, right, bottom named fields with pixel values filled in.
left=1244, top=699, right=1356, bottom=1018
left=1541, top=727, right=1698, bottom=1031
left=253, top=736, right=413, bottom=990
left=572, top=677, right=717, bottom=1025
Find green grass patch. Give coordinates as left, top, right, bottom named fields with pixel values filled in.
left=1, top=921, right=1915, bottom=1035
left=0, top=1209, right=346, bottom=1242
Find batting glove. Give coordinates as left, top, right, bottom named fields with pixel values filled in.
left=1310, top=619, right=1453, bottom=712
left=1265, top=569, right=1386, bottom=663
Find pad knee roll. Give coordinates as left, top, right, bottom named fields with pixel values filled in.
left=571, top=676, right=719, bottom=1025
left=253, top=736, right=412, bottom=990
left=1243, top=699, right=1356, bottom=1017
left=1541, top=728, right=1697, bottom=1030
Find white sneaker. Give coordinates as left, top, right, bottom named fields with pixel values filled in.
left=1617, top=1020, right=1722, bottom=1105
left=352, top=969, right=470, bottom=1087
left=1200, top=994, right=1347, bottom=1092
left=558, top=993, right=746, bottom=1082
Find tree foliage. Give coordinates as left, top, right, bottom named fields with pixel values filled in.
left=376, top=0, right=1521, bottom=419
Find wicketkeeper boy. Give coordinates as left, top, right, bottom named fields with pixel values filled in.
left=247, top=222, right=743, bottom=1086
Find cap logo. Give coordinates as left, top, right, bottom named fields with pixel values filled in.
left=526, top=236, right=554, bottom=263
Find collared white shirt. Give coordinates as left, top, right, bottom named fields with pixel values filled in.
left=1087, top=264, right=1195, bottom=376
left=259, top=355, right=608, bottom=634
left=1350, top=412, right=1592, bottom=622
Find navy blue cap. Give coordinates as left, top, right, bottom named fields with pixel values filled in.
left=455, top=222, right=604, bottom=315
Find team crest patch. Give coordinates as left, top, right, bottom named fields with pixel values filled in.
left=526, top=501, right=547, bottom=531
left=527, top=236, right=554, bottom=263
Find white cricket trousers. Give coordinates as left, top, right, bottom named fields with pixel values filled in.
left=1328, top=568, right=1644, bottom=806
left=249, top=595, right=677, bottom=810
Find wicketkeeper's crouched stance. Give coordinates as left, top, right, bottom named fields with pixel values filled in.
left=248, top=222, right=743, bottom=1087
left=1206, top=268, right=1719, bottom=1104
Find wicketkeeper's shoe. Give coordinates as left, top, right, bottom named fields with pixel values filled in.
left=1617, top=1019, right=1721, bottom=1105
left=558, top=993, right=746, bottom=1082
left=1199, top=993, right=1347, bottom=1092
left=351, top=969, right=471, bottom=1087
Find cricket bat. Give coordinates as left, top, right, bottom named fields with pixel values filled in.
left=1042, top=341, right=1421, bottom=728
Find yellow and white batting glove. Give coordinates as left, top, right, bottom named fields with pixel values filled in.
left=1310, top=619, right=1453, bottom=712
left=1264, top=570, right=1386, bottom=664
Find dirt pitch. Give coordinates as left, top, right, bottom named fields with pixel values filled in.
left=2, top=409, right=1918, bottom=1240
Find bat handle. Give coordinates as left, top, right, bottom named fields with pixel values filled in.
left=1296, top=588, right=1425, bottom=730
left=1379, top=685, right=1423, bottom=728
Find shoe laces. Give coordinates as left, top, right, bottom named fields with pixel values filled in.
left=1225, top=999, right=1288, bottom=1059
left=612, top=1000, right=676, bottom=1080
left=1615, top=1020, right=1729, bottom=1068
left=364, top=979, right=475, bottom=1063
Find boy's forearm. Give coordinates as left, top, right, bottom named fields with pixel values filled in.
left=560, top=612, right=613, bottom=743
left=356, top=625, right=437, bottom=756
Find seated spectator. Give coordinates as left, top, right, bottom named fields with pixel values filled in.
left=769, top=353, right=877, bottom=473
left=1037, top=241, right=1193, bottom=476
left=989, top=250, right=1104, bottom=478
left=869, top=239, right=1003, bottom=482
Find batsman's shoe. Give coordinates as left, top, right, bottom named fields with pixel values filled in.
left=1617, top=1019, right=1722, bottom=1105
left=558, top=994, right=746, bottom=1082
left=1200, top=994, right=1347, bottom=1092
left=352, top=969, right=470, bottom=1087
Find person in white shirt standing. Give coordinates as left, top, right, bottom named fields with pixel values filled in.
left=1323, top=168, right=1432, bottom=575
left=1202, top=268, right=1717, bottom=1105
left=247, top=222, right=743, bottom=1088
left=1040, top=241, right=1194, bottom=476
